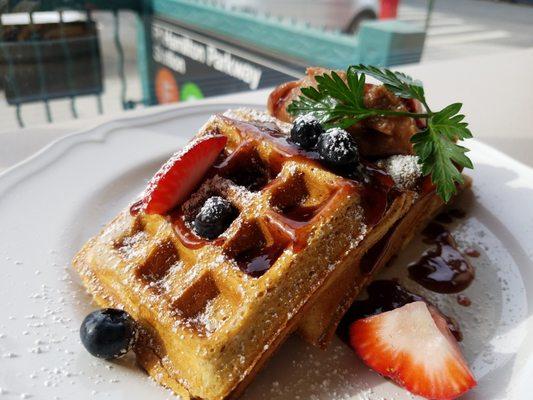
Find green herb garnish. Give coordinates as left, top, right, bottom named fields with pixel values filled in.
left=286, top=65, right=473, bottom=202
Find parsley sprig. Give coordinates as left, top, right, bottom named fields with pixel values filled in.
left=287, top=65, right=473, bottom=202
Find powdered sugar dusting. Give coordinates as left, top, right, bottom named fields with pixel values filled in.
left=321, top=128, right=358, bottom=161
left=184, top=298, right=221, bottom=335
left=223, top=108, right=291, bottom=134
left=242, top=336, right=386, bottom=400
left=295, top=113, right=319, bottom=124
left=116, top=230, right=148, bottom=259
left=378, top=155, right=422, bottom=190
left=182, top=175, right=258, bottom=219
left=198, top=196, right=230, bottom=219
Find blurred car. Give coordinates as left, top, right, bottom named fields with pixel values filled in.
left=221, top=0, right=378, bottom=33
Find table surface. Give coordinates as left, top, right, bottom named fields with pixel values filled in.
left=1, top=47, right=533, bottom=172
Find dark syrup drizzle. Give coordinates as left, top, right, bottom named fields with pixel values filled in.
left=408, top=222, right=475, bottom=294
left=235, top=243, right=287, bottom=277
left=172, top=214, right=225, bottom=249
left=129, top=199, right=144, bottom=216
left=212, top=141, right=272, bottom=191
left=221, top=117, right=396, bottom=227
left=217, top=118, right=396, bottom=266
left=131, top=117, right=398, bottom=278
left=281, top=204, right=322, bottom=222
left=337, top=279, right=462, bottom=342
left=265, top=182, right=356, bottom=253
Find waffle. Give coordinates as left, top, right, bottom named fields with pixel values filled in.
left=267, top=70, right=472, bottom=347
left=298, top=177, right=471, bottom=347
left=73, top=107, right=423, bottom=399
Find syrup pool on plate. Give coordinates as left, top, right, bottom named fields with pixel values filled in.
left=408, top=222, right=475, bottom=294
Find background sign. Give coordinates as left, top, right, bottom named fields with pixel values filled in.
left=150, top=18, right=300, bottom=104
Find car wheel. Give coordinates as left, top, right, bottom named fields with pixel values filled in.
left=345, top=9, right=378, bottom=34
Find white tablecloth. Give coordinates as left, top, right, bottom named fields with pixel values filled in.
left=2, top=48, right=533, bottom=172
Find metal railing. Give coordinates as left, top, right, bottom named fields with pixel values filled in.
left=0, top=0, right=142, bottom=127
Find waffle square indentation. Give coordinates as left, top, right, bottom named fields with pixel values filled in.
left=216, top=142, right=272, bottom=191
left=268, top=167, right=334, bottom=223
left=171, top=272, right=235, bottom=335
left=136, top=239, right=180, bottom=283
left=224, top=220, right=288, bottom=278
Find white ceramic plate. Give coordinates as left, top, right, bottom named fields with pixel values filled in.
left=0, top=103, right=532, bottom=400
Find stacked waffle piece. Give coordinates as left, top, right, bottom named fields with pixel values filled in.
left=74, top=106, right=469, bottom=399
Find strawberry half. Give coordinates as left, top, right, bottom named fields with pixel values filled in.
left=350, top=301, right=476, bottom=400
left=141, top=135, right=227, bottom=215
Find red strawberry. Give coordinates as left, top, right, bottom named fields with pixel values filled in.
left=141, top=135, right=227, bottom=215
left=350, top=301, right=476, bottom=400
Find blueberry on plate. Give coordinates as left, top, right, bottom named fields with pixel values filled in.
left=193, top=196, right=238, bottom=240
left=80, top=308, right=137, bottom=360
left=290, top=114, right=324, bottom=150
left=317, top=128, right=359, bottom=166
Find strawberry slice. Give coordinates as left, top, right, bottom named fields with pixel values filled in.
left=350, top=301, right=476, bottom=400
left=141, top=135, right=227, bottom=215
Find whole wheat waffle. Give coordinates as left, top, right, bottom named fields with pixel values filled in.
left=298, top=177, right=471, bottom=347
left=73, top=107, right=423, bottom=399
left=266, top=71, right=472, bottom=348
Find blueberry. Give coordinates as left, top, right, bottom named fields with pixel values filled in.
left=290, top=115, right=324, bottom=149
left=80, top=308, right=137, bottom=360
left=193, top=196, right=237, bottom=239
left=317, top=128, right=359, bottom=166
